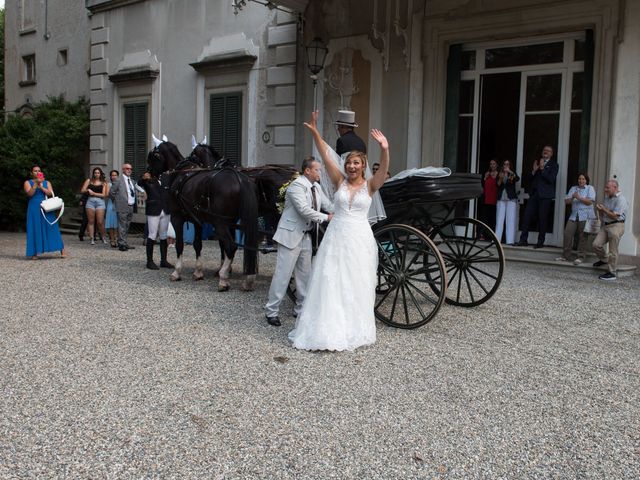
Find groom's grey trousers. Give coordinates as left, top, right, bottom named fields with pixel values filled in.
left=265, top=233, right=313, bottom=318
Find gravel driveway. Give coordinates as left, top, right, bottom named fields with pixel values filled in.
left=1, top=232, right=638, bottom=478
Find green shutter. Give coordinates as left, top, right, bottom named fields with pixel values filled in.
left=123, top=102, right=148, bottom=178
left=210, top=93, right=242, bottom=165
left=443, top=44, right=462, bottom=171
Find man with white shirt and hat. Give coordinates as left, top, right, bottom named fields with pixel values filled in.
left=334, top=109, right=367, bottom=157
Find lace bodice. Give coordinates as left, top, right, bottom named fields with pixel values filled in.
left=334, top=180, right=372, bottom=220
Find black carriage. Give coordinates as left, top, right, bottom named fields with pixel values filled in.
left=373, top=173, right=504, bottom=329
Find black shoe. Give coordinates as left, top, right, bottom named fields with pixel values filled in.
left=533, top=244, right=544, bottom=249
left=78, top=236, right=84, bottom=241
left=127, top=246, right=135, bottom=250
left=592, top=260, right=606, bottom=267
left=266, top=315, right=281, bottom=327
left=598, top=272, right=617, bottom=281
left=515, top=241, right=529, bottom=247
left=146, top=261, right=159, bottom=270
left=160, top=261, right=174, bottom=269
left=118, top=245, right=128, bottom=251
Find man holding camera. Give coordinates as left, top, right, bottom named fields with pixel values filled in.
left=592, top=179, right=628, bottom=281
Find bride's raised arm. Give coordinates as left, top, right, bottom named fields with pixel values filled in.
left=303, top=111, right=343, bottom=190
left=368, top=129, right=390, bottom=193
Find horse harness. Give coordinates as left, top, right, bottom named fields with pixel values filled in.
left=167, top=167, right=243, bottom=227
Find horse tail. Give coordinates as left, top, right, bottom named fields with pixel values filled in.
left=238, top=173, right=259, bottom=276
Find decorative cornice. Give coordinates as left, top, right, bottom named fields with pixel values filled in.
left=190, top=51, right=257, bottom=73
left=108, top=68, right=159, bottom=84
left=85, top=0, right=146, bottom=14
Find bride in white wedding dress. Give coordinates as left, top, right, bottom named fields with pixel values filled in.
left=288, top=111, right=390, bottom=351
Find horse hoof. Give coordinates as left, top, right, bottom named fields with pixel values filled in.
left=218, top=284, right=230, bottom=292
left=170, top=274, right=181, bottom=282
left=193, top=273, right=204, bottom=281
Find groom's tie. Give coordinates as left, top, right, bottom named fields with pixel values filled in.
left=310, top=186, right=318, bottom=255
left=311, top=185, right=318, bottom=211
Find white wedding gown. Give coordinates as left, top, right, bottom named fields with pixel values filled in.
left=288, top=180, right=377, bottom=351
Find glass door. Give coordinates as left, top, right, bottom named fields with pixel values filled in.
left=517, top=71, right=565, bottom=245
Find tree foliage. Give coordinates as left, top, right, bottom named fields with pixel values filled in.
left=0, top=96, right=89, bottom=231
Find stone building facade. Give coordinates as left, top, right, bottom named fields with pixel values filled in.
left=4, top=0, right=639, bottom=261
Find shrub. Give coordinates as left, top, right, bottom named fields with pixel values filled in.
left=0, top=96, right=89, bottom=230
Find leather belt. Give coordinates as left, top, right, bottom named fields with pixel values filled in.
left=604, top=220, right=624, bottom=225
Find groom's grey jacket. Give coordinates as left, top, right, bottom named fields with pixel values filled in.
left=273, top=175, right=331, bottom=250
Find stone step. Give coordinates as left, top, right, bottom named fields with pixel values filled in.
left=503, top=244, right=636, bottom=278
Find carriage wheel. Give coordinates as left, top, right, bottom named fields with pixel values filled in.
left=374, top=224, right=447, bottom=329
left=429, top=217, right=504, bottom=307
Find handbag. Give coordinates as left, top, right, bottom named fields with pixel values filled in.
left=40, top=189, right=65, bottom=225
left=583, top=210, right=600, bottom=234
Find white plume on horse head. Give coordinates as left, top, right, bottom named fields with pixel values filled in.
left=152, top=134, right=162, bottom=148
left=201, top=136, right=208, bottom=145
left=191, top=135, right=198, bottom=150
left=162, top=134, right=168, bottom=142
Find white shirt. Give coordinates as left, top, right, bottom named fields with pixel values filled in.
left=123, top=174, right=136, bottom=205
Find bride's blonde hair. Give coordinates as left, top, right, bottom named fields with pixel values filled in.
left=344, top=151, right=368, bottom=179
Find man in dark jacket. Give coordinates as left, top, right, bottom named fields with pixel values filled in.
left=334, top=110, right=366, bottom=156
left=516, top=145, right=559, bottom=248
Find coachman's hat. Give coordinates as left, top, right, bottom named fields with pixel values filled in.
left=333, top=110, right=358, bottom=127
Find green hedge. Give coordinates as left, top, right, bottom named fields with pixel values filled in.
left=0, top=96, right=89, bottom=231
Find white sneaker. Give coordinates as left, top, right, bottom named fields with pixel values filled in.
left=573, top=258, right=583, bottom=265
left=90, top=239, right=95, bottom=245
left=555, top=257, right=568, bottom=262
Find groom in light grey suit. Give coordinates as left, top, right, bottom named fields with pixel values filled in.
left=265, top=157, right=333, bottom=326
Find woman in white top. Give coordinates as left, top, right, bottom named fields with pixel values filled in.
left=556, top=173, right=596, bottom=264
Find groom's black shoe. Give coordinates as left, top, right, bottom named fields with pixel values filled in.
left=266, top=315, right=281, bottom=327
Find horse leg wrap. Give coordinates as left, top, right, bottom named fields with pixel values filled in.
left=218, top=256, right=232, bottom=291
left=193, top=258, right=205, bottom=281
left=171, top=257, right=183, bottom=281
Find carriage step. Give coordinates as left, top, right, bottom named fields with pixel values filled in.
left=503, top=245, right=637, bottom=278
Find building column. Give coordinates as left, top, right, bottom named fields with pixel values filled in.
left=89, top=12, right=110, bottom=169
left=609, top=1, right=640, bottom=257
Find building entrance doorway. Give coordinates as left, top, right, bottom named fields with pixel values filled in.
left=452, top=35, right=588, bottom=246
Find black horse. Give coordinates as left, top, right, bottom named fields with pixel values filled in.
left=147, top=140, right=258, bottom=291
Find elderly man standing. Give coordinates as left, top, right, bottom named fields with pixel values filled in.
left=110, top=163, right=139, bottom=251
left=592, top=179, right=628, bottom=281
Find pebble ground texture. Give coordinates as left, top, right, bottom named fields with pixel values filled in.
left=1, top=232, right=638, bottom=478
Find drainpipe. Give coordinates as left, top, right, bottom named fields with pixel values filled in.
left=43, top=0, right=51, bottom=40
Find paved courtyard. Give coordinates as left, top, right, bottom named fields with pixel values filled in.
left=1, top=232, right=638, bottom=478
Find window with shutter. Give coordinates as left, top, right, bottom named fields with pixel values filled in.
left=123, top=102, right=148, bottom=178
left=209, top=93, right=242, bottom=165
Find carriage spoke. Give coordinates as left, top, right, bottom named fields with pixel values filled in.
left=462, top=269, right=476, bottom=304
left=403, top=283, right=428, bottom=320
left=468, top=264, right=499, bottom=281
left=455, top=267, right=464, bottom=303
left=401, top=285, right=410, bottom=324
left=405, top=278, right=440, bottom=306
left=464, top=266, right=491, bottom=295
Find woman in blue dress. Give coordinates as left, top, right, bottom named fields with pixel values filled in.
left=104, top=169, right=119, bottom=247
left=23, top=165, right=66, bottom=259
